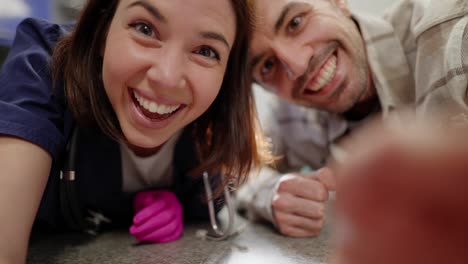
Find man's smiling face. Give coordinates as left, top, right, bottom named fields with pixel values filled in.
left=250, top=0, right=373, bottom=113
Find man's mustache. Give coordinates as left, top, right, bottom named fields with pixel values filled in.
left=294, top=41, right=340, bottom=97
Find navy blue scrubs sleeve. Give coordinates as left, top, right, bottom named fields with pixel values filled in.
left=0, top=18, right=69, bottom=160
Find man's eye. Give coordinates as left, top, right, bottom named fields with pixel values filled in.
left=197, top=46, right=220, bottom=61
left=130, top=22, right=155, bottom=37
left=287, top=15, right=303, bottom=32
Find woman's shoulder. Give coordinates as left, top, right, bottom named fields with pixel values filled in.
left=12, top=17, right=72, bottom=53
left=3, top=18, right=72, bottom=78
left=16, top=17, right=73, bottom=43
left=0, top=18, right=74, bottom=160
left=2, top=17, right=71, bottom=95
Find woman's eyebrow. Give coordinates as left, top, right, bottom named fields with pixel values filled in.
left=127, top=1, right=230, bottom=49
left=200, top=31, right=230, bottom=49
left=127, top=0, right=167, bottom=23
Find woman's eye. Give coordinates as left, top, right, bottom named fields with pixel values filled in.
left=287, top=15, right=303, bottom=33
left=261, top=58, right=276, bottom=77
left=130, top=22, right=155, bottom=37
left=197, top=46, right=220, bottom=61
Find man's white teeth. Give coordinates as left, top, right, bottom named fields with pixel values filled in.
left=133, top=91, right=180, bottom=114
left=308, top=55, right=337, bottom=92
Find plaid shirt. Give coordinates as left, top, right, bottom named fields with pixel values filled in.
left=358, top=0, right=468, bottom=122
left=237, top=0, right=468, bottom=224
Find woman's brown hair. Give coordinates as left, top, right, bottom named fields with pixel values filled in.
left=52, top=0, right=270, bottom=195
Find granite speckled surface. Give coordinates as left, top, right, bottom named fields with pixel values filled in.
left=28, top=209, right=333, bottom=264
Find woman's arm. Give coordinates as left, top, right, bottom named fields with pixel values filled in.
left=0, top=136, right=51, bottom=264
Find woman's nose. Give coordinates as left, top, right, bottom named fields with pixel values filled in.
left=146, top=47, right=187, bottom=90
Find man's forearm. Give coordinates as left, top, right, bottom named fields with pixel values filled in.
left=236, top=166, right=281, bottom=224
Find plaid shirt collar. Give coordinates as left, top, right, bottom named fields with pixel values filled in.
left=352, top=12, right=415, bottom=116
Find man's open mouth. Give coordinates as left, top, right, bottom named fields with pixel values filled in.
left=303, top=51, right=338, bottom=95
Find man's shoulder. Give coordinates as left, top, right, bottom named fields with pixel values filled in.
left=385, top=0, right=468, bottom=37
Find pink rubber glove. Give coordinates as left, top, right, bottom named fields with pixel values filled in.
left=129, top=190, right=183, bottom=243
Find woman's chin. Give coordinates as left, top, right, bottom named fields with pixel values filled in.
left=122, top=132, right=167, bottom=155
left=125, top=138, right=165, bottom=156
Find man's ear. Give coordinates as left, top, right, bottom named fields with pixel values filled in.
left=334, top=0, right=351, bottom=17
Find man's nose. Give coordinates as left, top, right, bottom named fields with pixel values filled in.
left=274, top=44, right=313, bottom=81
left=146, top=47, right=186, bottom=90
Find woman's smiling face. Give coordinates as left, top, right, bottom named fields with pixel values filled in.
left=101, top=0, right=236, bottom=151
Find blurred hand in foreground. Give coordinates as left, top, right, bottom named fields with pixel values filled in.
left=331, top=117, right=468, bottom=264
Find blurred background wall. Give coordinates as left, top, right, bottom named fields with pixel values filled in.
left=349, top=0, right=397, bottom=15
left=49, top=0, right=398, bottom=23
left=53, top=0, right=399, bottom=22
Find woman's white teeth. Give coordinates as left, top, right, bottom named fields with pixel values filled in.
left=308, top=55, right=337, bottom=92
left=133, top=91, right=180, bottom=114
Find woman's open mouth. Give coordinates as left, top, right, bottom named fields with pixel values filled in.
left=131, top=89, right=184, bottom=122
